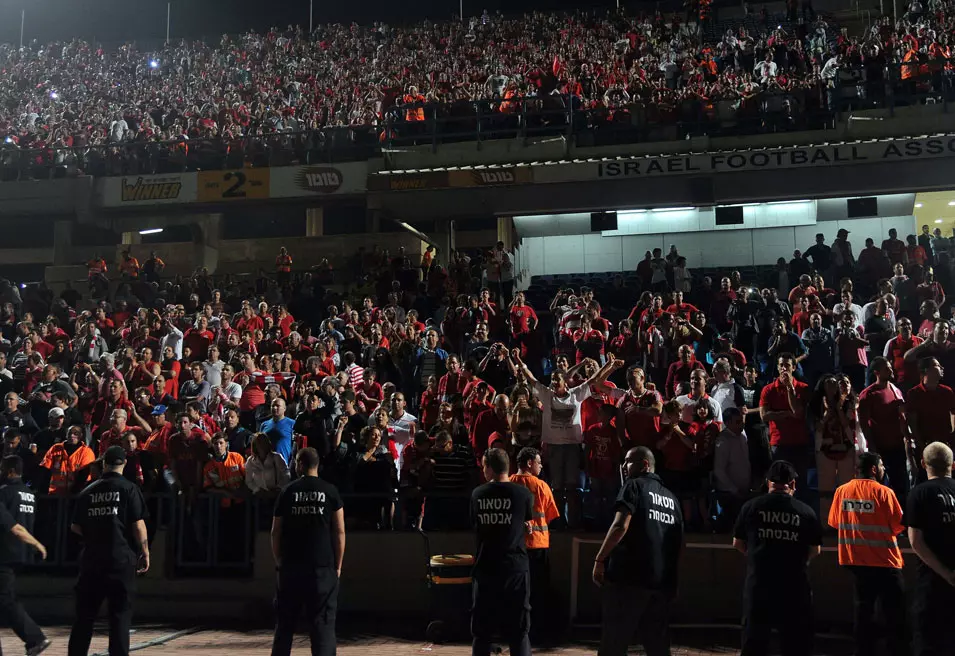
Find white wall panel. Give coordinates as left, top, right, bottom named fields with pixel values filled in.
left=694, top=231, right=756, bottom=268
left=793, top=225, right=823, bottom=252
left=582, top=234, right=624, bottom=273
left=836, top=218, right=885, bottom=250
left=752, top=227, right=798, bottom=266
left=621, top=235, right=666, bottom=270
left=880, top=215, right=918, bottom=239
left=522, top=237, right=545, bottom=280
left=543, top=235, right=585, bottom=274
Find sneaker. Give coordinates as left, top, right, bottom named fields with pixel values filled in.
left=26, top=639, right=52, bottom=656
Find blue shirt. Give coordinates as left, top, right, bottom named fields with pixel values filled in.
left=260, top=417, right=296, bottom=465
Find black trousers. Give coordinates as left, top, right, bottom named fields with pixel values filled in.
left=68, top=564, right=136, bottom=656
left=848, top=566, right=906, bottom=656
left=0, top=566, right=45, bottom=654
left=912, top=580, right=955, bottom=656
left=527, top=548, right=551, bottom=641
left=471, top=570, right=531, bottom=656
left=272, top=566, right=338, bottom=656
left=599, top=583, right=672, bottom=656
left=741, top=585, right=813, bottom=656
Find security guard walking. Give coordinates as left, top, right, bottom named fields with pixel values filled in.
left=732, top=460, right=822, bottom=656
left=271, top=447, right=345, bottom=656
left=68, top=445, right=149, bottom=656
left=0, top=456, right=51, bottom=655
left=593, top=446, right=684, bottom=656
left=470, top=447, right=534, bottom=656
left=905, top=441, right=955, bottom=656
left=828, top=451, right=906, bottom=656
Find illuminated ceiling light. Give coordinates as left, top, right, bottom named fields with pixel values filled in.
left=139, top=228, right=163, bottom=235
left=654, top=206, right=695, bottom=213
left=948, top=201, right=955, bottom=206
left=915, top=203, right=923, bottom=208
left=767, top=199, right=810, bottom=205
left=936, top=219, right=944, bottom=224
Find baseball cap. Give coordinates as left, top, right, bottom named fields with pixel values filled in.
left=104, top=445, right=127, bottom=467
left=766, top=460, right=798, bottom=485
left=48, top=407, right=65, bottom=418
left=151, top=404, right=168, bottom=416
left=837, top=228, right=850, bottom=237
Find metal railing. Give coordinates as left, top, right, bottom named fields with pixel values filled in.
left=1, top=62, right=953, bottom=181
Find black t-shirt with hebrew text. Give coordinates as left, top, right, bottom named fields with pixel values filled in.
left=470, top=481, right=533, bottom=577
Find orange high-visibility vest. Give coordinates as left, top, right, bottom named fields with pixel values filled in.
left=203, top=452, right=247, bottom=507
left=510, top=472, right=560, bottom=549
left=40, top=443, right=96, bottom=495
left=276, top=254, right=292, bottom=273
left=88, top=259, right=107, bottom=277
left=828, top=477, right=905, bottom=569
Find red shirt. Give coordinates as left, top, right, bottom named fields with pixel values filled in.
left=664, top=361, right=705, bottom=399
left=791, top=311, right=812, bottom=336
left=509, top=305, right=538, bottom=336
left=666, top=303, right=699, bottom=321
left=885, top=335, right=922, bottom=384
left=759, top=379, right=811, bottom=447
left=581, top=383, right=619, bottom=433
left=858, top=383, right=907, bottom=452
left=573, top=329, right=605, bottom=364
left=584, top=421, right=622, bottom=481
left=470, top=408, right=508, bottom=463
left=617, top=389, right=663, bottom=447
left=906, top=383, right=955, bottom=443
left=659, top=426, right=694, bottom=471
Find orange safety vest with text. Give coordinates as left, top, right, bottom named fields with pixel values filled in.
left=510, top=472, right=560, bottom=549
left=828, top=477, right=905, bottom=569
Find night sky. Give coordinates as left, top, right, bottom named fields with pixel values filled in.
left=0, top=0, right=619, bottom=48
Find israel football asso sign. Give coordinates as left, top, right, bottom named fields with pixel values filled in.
left=532, top=135, right=955, bottom=183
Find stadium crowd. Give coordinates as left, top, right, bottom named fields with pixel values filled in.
left=1, top=0, right=955, bottom=172
left=0, top=221, right=949, bottom=540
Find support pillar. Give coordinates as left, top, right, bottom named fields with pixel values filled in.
left=306, top=207, right=324, bottom=237
left=366, top=209, right=381, bottom=233
left=121, top=231, right=142, bottom=246
left=192, top=213, right=222, bottom=274
left=497, top=216, right=515, bottom=251
left=53, top=221, right=74, bottom=265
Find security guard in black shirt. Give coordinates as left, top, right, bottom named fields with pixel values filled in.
left=905, top=442, right=955, bottom=656
left=470, top=447, right=534, bottom=656
left=271, top=447, right=345, bottom=656
left=0, top=456, right=51, bottom=656
left=593, top=446, right=684, bottom=656
left=732, top=460, right=822, bottom=656
left=68, top=445, right=149, bottom=656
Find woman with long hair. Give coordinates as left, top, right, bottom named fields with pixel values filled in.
left=813, top=374, right=862, bottom=520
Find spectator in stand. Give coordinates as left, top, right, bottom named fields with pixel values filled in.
left=882, top=228, right=908, bottom=267
left=713, top=407, right=751, bottom=531
left=245, top=432, right=290, bottom=500
left=260, top=398, right=295, bottom=467
left=906, top=357, right=955, bottom=452
left=801, top=312, right=836, bottom=390
left=858, top=357, right=910, bottom=506
left=513, top=351, right=621, bottom=529
left=760, top=353, right=812, bottom=502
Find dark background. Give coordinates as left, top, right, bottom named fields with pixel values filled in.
left=0, top=0, right=622, bottom=48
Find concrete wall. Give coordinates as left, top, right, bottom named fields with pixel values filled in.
left=13, top=530, right=911, bottom=633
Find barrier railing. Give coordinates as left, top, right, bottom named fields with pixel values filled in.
left=20, top=489, right=472, bottom=577
left=2, top=62, right=953, bottom=181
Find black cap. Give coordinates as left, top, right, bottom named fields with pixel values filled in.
left=766, top=460, right=798, bottom=485
left=104, top=445, right=127, bottom=467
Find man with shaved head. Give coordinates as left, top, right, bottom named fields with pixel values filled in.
left=906, top=441, right=955, bottom=656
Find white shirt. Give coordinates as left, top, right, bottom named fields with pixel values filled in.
left=534, top=381, right=591, bottom=445
left=675, top=393, right=723, bottom=424
left=754, top=59, right=777, bottom=83
left=832, top=302, right=865, bottom=329
left=160, top=326, right=183, bottom=361
left=202, top=359, right=224, bottom=387
left=861, top=302, right=897, bottom=331
left=710, top=380, right=741, bottom=412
